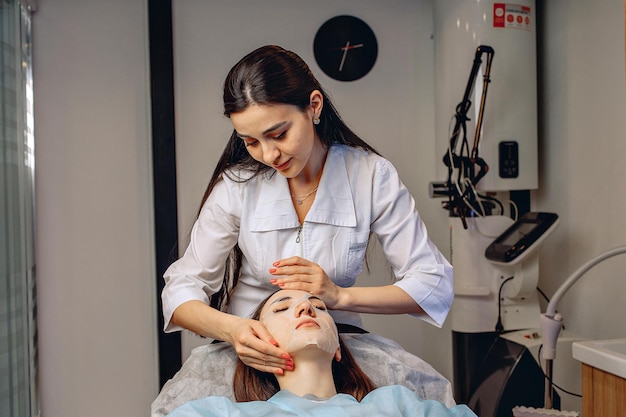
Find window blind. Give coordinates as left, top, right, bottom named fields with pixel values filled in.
left=0, top=1, right=38, bottom=416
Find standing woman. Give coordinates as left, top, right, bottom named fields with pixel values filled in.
left=161, top=44, right=453, bottom=394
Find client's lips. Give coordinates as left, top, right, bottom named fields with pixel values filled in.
left=296, top=318, right=320, bottom=330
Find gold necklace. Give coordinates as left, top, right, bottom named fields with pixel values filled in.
left=291, top=185, right=319, bottom=205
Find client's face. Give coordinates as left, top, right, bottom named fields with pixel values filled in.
left=260, top=290, right=340, bottom=355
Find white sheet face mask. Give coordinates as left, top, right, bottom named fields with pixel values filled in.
left=261, top=292, right=339, bottom=355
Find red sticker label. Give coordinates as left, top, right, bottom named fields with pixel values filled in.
left=493, top=3, right=531, bottom=30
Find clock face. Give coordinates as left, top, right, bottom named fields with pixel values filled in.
left=313, top=15, right=378, bottom=82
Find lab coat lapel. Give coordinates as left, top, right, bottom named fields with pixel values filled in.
left=307, top=146, right=357, bottom=228
left=251, top=146, right=357, bottom=231
left=252, top=174, right=299, bottom=231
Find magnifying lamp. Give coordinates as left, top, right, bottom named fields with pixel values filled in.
left=539, top=245, right=626, bottom=409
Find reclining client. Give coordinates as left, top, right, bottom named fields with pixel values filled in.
left=167, top=289, right=477, bottom=417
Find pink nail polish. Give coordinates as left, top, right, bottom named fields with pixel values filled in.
left=269, top=268, right=276, bottom=274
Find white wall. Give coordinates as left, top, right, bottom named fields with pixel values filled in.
left=33, top=0, right=159, bottom=416
left=28, top=0, right=626, bottom=414
left=536, top=1, right=626, bottom=348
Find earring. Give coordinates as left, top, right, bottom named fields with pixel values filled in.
left=313, top=117, right=320, bottom=125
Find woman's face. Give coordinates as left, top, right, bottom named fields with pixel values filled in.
left=230, top=92, right=324, bottom=180
left=260, top=290, right=339, bottom=355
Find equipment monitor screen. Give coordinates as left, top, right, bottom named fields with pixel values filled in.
left=485, top=212, right=559, bottom=265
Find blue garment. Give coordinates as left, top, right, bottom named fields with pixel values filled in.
left=167, top=385, right=477, bottom=417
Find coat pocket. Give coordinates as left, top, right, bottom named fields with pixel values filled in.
left=339, top=231, right=370, bottom=286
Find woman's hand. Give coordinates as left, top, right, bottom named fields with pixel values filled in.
left=269, top=256, right=342, bottom=309
left=230, top=317, right=294, bottom=375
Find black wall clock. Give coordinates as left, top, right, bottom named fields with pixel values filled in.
left=313, top=15, right=378, bottom=82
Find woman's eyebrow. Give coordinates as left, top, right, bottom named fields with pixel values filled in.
left=269, top=296, right=293, bottom=306
left=269, top=295, right=324, bottom=308
left=262, top=121, right=288, bottom=135
left=237, top=121, right=289, bottom=139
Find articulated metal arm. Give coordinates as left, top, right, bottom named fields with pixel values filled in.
left=440, top=45, right=495, bottom=228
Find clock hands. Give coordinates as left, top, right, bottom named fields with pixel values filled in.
left=340, top=42, right=365, bottom=50
left=338, top=41, right=364, bottom=72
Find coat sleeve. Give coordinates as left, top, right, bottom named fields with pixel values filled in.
left=370, top=159, right=454, bottom=327
left=161, top=177, right=241, bottom=332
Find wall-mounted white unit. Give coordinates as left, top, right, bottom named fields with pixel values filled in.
left=434, top=0, right=538, bottom=192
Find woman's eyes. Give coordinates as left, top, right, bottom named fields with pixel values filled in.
left=241, top=127, right=288, bottom=147
left=270, top=130, right=287, bottom=140
left=238, top=134, right=257, bottom=146
left=242, top=132, right=285, bottom=147
left=271, top=303, right=327, bottom=313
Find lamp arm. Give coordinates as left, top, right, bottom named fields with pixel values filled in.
left=541, top=245, right=626, bottom=409
left=544, top=245, right=626, bottom=318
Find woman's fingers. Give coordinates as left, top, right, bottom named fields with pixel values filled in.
left=252, top=351, right=293, bottom=374
left=269, top=257, right=322, bottom=284
left=241, top=344, right=294, bottom=374
left=233, top=319, right=293, bottom=374
left=269, top=257, right=340, bottom=307
left=271, top=256, right=309, bottom=267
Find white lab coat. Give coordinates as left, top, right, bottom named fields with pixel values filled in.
left=162, top=145, right=453, bottom=331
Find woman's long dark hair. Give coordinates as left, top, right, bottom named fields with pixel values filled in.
left=203, top=45, right=379, bottom=311
left=232, top=292, right=376, bottom=402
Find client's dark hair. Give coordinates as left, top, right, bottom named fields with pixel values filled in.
left=233, top=292, right=376, bottom=402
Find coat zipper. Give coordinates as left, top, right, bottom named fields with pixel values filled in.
left=296, top=225, right=304, bottom=257
left=296, top=225, right=302, bottom=244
